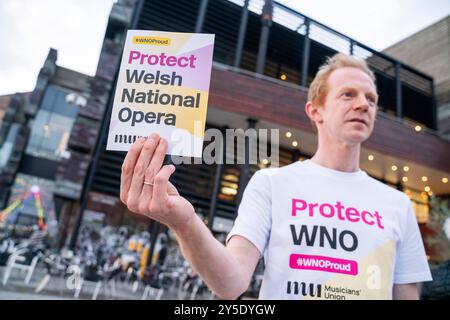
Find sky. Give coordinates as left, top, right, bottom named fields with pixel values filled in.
left=0, top=0, right=449, bottom=96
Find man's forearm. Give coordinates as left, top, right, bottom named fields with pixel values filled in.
left=393, top=283, right=420, bottom=300
left=172, top=214, right=247, bottom=299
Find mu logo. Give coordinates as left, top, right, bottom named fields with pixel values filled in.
left=286, top=281, right=322, bottom=297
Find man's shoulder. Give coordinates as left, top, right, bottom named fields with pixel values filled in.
left=363, top=174, right=410, bottom=203
left=254, top=161, right=301, bottom=179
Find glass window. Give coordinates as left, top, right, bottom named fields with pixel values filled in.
left=406, top=189, right=430, bottom=223
left=0, top=123, right=20, bottom=168
left=25, top=85, right=82, bottom=161
left=412, top=201, right=429, bottom=224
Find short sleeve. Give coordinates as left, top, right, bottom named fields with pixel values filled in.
left=226, top=170, right=272, bottom=256
left=394, top=200, right=433, bottom=284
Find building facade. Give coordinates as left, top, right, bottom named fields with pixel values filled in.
left=87, top=0, right=450, bottom=262
left=1, top=0, right=449, bottom=263
left=383, top=15, right=450, bottom=139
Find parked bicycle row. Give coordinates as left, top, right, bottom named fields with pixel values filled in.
left=0, top=224, right=263, bottom=300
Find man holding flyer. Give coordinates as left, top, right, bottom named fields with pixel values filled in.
left=119, top=53, right=432, bottom=300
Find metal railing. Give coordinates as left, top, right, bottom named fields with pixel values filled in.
left=183, top=0, right=436, bottom=130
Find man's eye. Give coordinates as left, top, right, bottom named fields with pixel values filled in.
left=343, top=92, right=353, bottom=98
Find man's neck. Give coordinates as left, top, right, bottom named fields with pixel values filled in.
left=310, top=138, right=361, bottom=173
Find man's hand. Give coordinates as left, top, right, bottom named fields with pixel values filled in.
left=120, top=133, right=260, bottom=299
left=120, top=133, right=196, bottom=231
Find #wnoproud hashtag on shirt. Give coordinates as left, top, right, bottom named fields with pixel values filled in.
left=226, top=160, right=432, bottom=300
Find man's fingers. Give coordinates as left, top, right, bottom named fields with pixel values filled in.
left=128, top=133, right=160, bottom=202
left=120, top=137, right=145, bottom=204
left=151, top=164, right=176, bottom=210
left=167, top=181, right=179, bottom=196
left=142, top=138, right=168, bottom=196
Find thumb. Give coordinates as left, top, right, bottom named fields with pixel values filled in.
left=152, top=164, right=176, bottom=204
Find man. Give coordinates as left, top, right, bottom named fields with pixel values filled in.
left=120, top=53, right=432, bottom=300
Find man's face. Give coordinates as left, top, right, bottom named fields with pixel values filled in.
left=315, top=67, right=378, bottom=145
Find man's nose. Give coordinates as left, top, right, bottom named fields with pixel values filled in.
left=354, top=95, right=370, bottom=111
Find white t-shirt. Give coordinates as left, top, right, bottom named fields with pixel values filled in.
left=227, top=160, right=432, bottom=300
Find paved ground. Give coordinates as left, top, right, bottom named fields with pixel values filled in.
left=0, top=290, right=72, bottom=300
left=0, top=265, right=214, bottom=300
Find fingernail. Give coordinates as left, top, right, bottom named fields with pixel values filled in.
left=149, top=133, right=159, bottom=140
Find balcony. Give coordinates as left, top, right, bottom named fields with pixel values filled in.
left=136, top=0, right=437, bottom=130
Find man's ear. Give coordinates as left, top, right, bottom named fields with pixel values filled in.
left=305, top=101, right=323, bottom=125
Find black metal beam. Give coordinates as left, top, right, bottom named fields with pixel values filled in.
left=291, top=149, right=300, bottom=163
left=395, top=62, right=403, bottom=120
left=195, top=0, right=209, bottom=33
left=146, top=220, right=159, bottom=267
left=235, top=118, right=257, bottom=213
left=256, top=0, right=273, bottom=74
left=431, top=80, right=438, bottom=131
left=300, top=18, right=310, bottom=87
left=147, top=154, right=173, bottom=266
left=234, top=0, right=249, bottom=68
left=207, top=127, right=227, bottom=230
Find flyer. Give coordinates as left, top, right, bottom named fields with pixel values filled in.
left=106, top=30, right=215, bottom=157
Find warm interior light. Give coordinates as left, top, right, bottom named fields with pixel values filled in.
left=286, top=131, right=292, bottom=138
left=368, top=155, right=374, bottom=161
left=221, top=187, right=238, bottom=196
left=292, top=141, right=298, bottom=147
left=391, top=165, right=397, bottom=171
left=223, top=174, right=238, bottom=182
